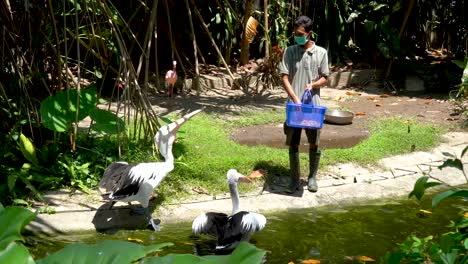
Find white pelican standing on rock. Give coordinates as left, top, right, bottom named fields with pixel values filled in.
left=192, top=169, right=267, bottom=250
left=99, top=109, right=202, bottom=230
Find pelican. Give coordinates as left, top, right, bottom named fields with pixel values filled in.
left=99, top=109, right=202, bottom=230
left=192, top=169, right=267, bottom=250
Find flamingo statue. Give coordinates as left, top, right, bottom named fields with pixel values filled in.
left=99, top=109, right=202, bottom=230
left=165, top=60, right=177, bottom=97
left=192, top=169, right=267, bottom=250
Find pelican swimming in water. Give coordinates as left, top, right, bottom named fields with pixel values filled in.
left=192, top=169, right=267, bottom=250
left=99, top=109, right=202, bottom=230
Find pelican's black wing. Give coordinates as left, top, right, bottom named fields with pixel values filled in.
left=99, top=162, right=143, bottom=199
left=192, top=212, right=229, bottom=237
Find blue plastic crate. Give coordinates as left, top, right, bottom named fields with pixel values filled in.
left=286, top=103, right=327, bottom=129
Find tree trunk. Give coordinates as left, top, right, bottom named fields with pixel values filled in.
left=240, top=0, right=256, bottom=65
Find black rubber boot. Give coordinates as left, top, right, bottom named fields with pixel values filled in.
left=307, top=151, right=321, bottom=192
left=285, top=148, right=300, bottom=194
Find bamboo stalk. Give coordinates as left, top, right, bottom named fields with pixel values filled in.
left=72, top=0, right=81, bottom=152
left=184, top=0, right=200, bottom=92
left=264, top=0, right=269, bottom=61
left=191, top=1, right=235, bottom=81
left=164, top=0, right=186, bottom=76
left=141, top=0, right=159, bottom=93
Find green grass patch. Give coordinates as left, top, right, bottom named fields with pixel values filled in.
left=156, top=111, right=445, bottom=204
left=322, top=117, right=445, bottom=167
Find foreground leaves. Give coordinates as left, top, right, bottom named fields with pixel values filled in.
left=37, top=241, right=173, bottom=264
left=0, top=206, right=36, bottom=251
left=140, top=242, right=266, bottom=264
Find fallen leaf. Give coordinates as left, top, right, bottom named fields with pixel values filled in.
left=301, top=259, right=321, bottom=264
left=424, top=101, right=432, bottom=105
left=367, top=97, right=376, bottom=101
left=127, top=237, right=144, bottom=243
left=380, top=94, right=390, bottom=98
left=346, top=91, right=361, bottom=96
left=345, top=256, right=375, bottom=262
left=335, top=96, right=343, bottom=101
left=192, top=186, right=210, bottom=195
left=445, top=117, right=459, bottom=121
left=419, top=209, right=433, bottom=214
left=423, top=95, right=433, bottom=99
left=372, top=99, right=381, bottom=103
left=248, top=169, right=267, bottom=179
left=355, top=111, right=366, bottom=116
left=375, top=103, right=382, bottom=107
left=417, top=114, right=425, bottom=117
left=404, top=120, right=412, bottom=124
left=464, top=212, right=468, bottom=218
left=356, top=256, right=376, bottom=262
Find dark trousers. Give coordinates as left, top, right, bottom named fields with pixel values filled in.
left=283, top=122, right=320, bottom=150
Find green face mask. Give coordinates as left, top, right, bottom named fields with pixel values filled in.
left=294, top=35, right=308, bottom=45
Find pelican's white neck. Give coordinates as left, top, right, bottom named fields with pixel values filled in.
left=229, top=182, right=240, bottom=214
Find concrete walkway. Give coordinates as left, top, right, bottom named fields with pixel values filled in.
left=28, top=132, right=467, bottom=234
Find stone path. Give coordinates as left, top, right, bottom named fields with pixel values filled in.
left=28, top=132, right=467, bottom=234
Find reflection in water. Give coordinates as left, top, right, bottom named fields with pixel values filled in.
left=26, top=194, right=464, bottom=263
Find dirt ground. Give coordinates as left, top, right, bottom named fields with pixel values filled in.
left=149, top=83, right=466, bottom=152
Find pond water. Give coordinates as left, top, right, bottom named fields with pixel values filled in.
left=26, top=193, right=465, bottom=263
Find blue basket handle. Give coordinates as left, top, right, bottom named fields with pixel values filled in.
left=301, top=90, right=313, bottom=105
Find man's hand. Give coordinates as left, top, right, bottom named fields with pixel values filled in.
left=292, top=95, right=301, bottom=104
left=306, top=83, right=318, bottom=90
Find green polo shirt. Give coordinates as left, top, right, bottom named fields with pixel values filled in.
left=278, top=43, right=329, bottom=101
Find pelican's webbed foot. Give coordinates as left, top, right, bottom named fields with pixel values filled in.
left=134, top=207, right=161, bottom=231
left=147, top=218, right=161, bottom=231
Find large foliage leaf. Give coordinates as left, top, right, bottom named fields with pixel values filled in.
left=37, top=240, right=172, bottom=264
left=0, top=206, right=36, bottom=250
left=142, top=242, right=265, bottom=264
left=432, top=190, right=468, bottom=207
left=408, top=176, right=441, bottom=200
left=89, top=108, right=125, bottom=134
left=40, top=87, right=98, bottom=132
left=0, top=242, right=35, bottom=264
left=142, top=254, right=221, bottom=264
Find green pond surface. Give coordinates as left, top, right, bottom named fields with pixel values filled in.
left=26, top=193, right=467, bottom=263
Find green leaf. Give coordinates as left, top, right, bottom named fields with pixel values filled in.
left=438, top=159, right=464, bottom=171
left=40, top=87, right=98, bottom=132
left=462, top=146, right=468, bottom=158
left=18, top=134, right=39, bottom=166
left=409, top=176, right=441, bottom=200
left=142, top=254, right=223, bottom=264
left=373, top=3, right=387, bottom=11
left=432, top=190, right=468, bottom=207
left=38, top=240, right=172, bottom=264
left=7, top=174, right=17, bottom=191
left=226, top=242, right=266, bottom=264
left=452, top=59, right=467, bottom=70
left=89, top=108, right=125, bottom=134
left=142, top=242, right=265, bottom=264
left=0, top=242, right=35, bottom=264
left=0, top=207, right=37, bottom=250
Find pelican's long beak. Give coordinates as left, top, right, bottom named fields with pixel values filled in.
left=154, top=109, right=202, bottom=157
left=166, top=109, right=202, bottom=135
left=238, top=175, right=252, bottom=183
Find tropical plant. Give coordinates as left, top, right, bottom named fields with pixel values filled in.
left=384, top=145, right=468, bottom=263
